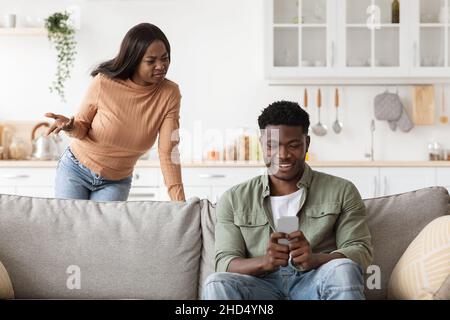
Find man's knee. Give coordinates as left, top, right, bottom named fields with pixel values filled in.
left=204, top=272, right=235, bottom=286
left=320, top=258, right=363, bottom=285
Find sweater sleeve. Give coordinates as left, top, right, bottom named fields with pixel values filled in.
left=65, top=75, right=101, bottom=139
left=158, top=87, right=185, bottom=201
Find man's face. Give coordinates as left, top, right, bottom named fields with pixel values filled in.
left=260, top=125, right=310, bottom=181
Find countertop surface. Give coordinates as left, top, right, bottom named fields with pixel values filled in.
left=1, top=160, right=450, bottom=168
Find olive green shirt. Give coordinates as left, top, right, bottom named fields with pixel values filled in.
left=215, top=164, right=373, bottom=273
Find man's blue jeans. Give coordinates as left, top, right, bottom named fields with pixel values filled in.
left=55, top=147, right=132, bottom=201
left=203, top=258, right=365, bottom=300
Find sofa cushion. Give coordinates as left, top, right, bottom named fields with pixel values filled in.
left=0, top=260, right=14, bottom=299
left=0, top=194, right=202, bottom=299
left=387, top=216, right=450, bottom=300
left=363, top=187, right=449, bottom=300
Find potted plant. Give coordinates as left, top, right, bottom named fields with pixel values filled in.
left=44, top=11, right=77, bottom=102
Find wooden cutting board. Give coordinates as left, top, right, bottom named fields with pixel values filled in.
left=412, top=86, right=435, bottom=125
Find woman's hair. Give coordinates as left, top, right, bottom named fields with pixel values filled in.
left=91, top=23, right=171, bottom=79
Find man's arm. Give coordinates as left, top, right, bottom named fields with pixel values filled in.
left=331, top=182, right=374, bottom=271
left=228, top=233, right=290, bottom=276
left=215, top=190, right=290, bottom=276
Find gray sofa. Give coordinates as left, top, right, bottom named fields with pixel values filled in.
left=0, top=186, right=449, bottom=300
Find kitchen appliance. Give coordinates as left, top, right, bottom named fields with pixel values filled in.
left=31, top=122, right=62, bottom=160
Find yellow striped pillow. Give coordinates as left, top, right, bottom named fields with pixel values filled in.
left=0, top=260, right=14, bottom=299
left=388, top=216, right=450, bottom=300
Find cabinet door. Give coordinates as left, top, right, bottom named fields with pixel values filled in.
left=266, top=0, right=337, bottom=79
left=380, top=167, right=436, bottom=196
left=211, top=186, right=233, bottom=204
left=184, top=186, right=212, bottom=201
left=128, top=187, right=159, bottom=201
left=436, top=167, right=450, bottom=192
left=313, top=167, right=379, bottom=199
left=0, top=186, right=15, bottom=195
left=409, top=0, right=450, bottom=77
left=336, top=0, right=409, bottom=77
left=15, top=186, right=54, bottom=198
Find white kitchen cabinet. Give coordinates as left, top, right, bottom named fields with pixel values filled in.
left=265, top=0, right=450, bottom=82
left=15, top=186, right=54, bottom=198
left=179, top=167, right=265, bottom=202
left=0, top=186, right=15, bottom=195
left=313, top=167, right=379, bottom=199
left=379, top=167, right=436, bottom=195
left=0, top=168, right=56, bottom=198
left=409, top=0, right=450, bottom=77
left=127, top=187, right=159, bottom=201
left=436, top=167, right=450, bottom=192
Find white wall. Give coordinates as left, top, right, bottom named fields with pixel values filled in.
left=1, top=0, right=449, bottom=161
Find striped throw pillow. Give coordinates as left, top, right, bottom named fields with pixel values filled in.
left=388, top=216, right=450, bottom=300
left=0, top=260, right=14, bottom=299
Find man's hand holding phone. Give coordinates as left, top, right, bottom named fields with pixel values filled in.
left=260, top=232, right=290, bottom=273
left=274, top=216, right=318, bottom=272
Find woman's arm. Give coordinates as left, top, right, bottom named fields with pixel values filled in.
left=158, top=92, right=185, bottom=201
left=49, top=75, right=101, bottom=139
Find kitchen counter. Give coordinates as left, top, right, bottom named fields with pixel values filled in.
left=1, top=160, right=450, bottom=168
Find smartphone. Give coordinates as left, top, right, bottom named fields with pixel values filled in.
left=276, top=216, right=298, bottom=245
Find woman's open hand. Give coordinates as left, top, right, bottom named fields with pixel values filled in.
left=45, top=113, right=74, bottom=136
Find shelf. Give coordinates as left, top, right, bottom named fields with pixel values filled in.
left=0, top=28, right=47, bottom=36
left=419, top=23, right=448, bottom=27
left=346, top=24, right=400, bottom=28
left=273, top=24, right=298, bottom=28
left=301, top=24, right=327, bottom=28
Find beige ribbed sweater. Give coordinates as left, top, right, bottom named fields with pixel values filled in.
left=67, top=73, right=185, bottom=201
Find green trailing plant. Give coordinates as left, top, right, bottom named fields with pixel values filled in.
left=45, top=11, right=77, bottom=102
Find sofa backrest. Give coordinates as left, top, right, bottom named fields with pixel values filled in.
left=363, top=186, right=449, bottom=300
left=0, top=194, right=203, bottom=299
left=199, top=186, right=450, bottom=300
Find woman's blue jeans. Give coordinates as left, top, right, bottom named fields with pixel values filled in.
left=55, top=147, right=132, bottom=201
left=202, top=258, right=365, bottom=300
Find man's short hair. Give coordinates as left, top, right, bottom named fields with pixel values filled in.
left=258, top=100, right=310, bottom=134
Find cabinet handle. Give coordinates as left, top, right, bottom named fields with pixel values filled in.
left=133, top=173, right=140, bottom=180
left=2, top=174, right=30, bottom=179
left=330, top=41, right=335, bottom=67
left=413, top=42, right=418, bottom=67
left=198, top=174, right=226, bottom=179
left=128, top=193, right=155, bottom=198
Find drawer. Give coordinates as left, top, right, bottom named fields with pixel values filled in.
left=131, top=168, right=159, bottom=187
left=128, top=187, right=159, bottom=201
left=179, top=167, right=266, bottom=187
left=0, top=168, right=56, bottom=186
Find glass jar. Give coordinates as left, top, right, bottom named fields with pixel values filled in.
left=428, top=142, right=442, bottom=161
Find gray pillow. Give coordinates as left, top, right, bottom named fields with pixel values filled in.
left=363, top=187, right=449, bottom=300
left=0, top=194, right=202, bottom=299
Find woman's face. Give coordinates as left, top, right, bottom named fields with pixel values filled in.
left=132, top=40, right=170, bottom=86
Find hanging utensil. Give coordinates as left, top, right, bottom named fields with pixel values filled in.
left=303, top=88, right=308, bottom=109
left=332, top=88, right=343, bottom=133
left=439, top=85, right=448, bottom=124
left=312, top=88, right=327, bottom=136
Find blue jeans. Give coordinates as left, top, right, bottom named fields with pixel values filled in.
left=202, top=258, right=365, bottom=300
left=55, top=147, right=132, bottom=201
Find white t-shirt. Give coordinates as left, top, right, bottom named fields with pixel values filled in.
left=270, top=188, right=304, bottom=227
